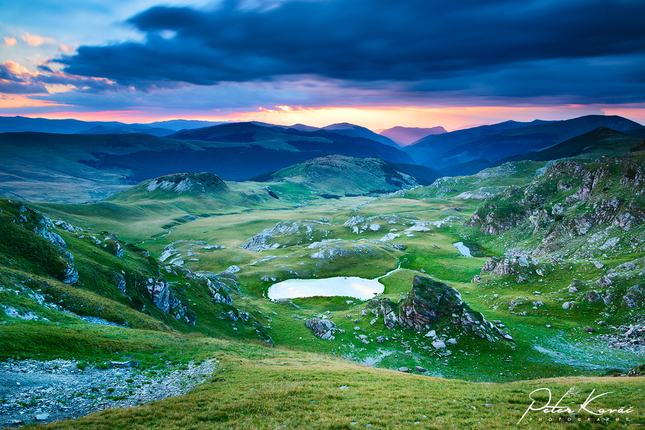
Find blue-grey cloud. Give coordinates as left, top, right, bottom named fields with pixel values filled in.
left=0, top=63, right=49, bottom=94
left=51, top=0, right=645, bottom=102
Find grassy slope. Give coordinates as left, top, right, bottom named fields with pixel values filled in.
left=0, top=326, right=640, bottom=429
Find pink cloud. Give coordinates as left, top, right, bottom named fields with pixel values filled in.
left=21, top=32, right=55, bottom=47
left=3, top=37, right=17, bottom=47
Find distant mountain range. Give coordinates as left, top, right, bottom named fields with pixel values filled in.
left=405, top=115, right=645, bottom=169
left=379, top=126, right=447, bottom=146
left=0, top=121, right=413, bottom=203
left=1, top=114, right=644, bottom=203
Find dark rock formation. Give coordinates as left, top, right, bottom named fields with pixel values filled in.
left=398, top=276, right=512, bottom=342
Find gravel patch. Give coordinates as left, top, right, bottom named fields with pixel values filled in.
left=0, top=358, right=218, bottom=427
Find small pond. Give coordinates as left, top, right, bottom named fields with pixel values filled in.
left=268, top=268, right=400, bottom=301
left=453, top=242, right=473, bottom=257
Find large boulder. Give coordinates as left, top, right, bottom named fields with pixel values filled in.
left=399, top=276, right=463, bottom=330
left=305, top=317, right=337, bottom=340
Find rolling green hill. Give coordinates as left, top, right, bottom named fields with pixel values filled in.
left=252, top=155, right=439, bottom=196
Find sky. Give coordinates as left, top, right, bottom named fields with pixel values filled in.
left=1, top=0, right=644, bottom=131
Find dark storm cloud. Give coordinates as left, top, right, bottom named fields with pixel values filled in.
left=0, top=63, right=48, bottom=94
left=54, top=0, right=645, bottom=100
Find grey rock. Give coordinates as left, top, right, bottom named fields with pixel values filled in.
left=622, top=285, right=643, bottom=308
left=432, top=339, right=446, bottom=349
left=114, top=272, right=126, bottom=294
left=34, top=217, right=67, bottom=248
left=597, top=275, right=613, bottom=287
left=586, top=290, right=601, bottom=303
left=114, top=242, right=124, bottom=258
left=376, top=336, right=385, bottom=343
left=306, top=317, right=337, bottom=340
left=146, top=278, right=171, bottom=313
left=397, top=367, right=409, bottom=373
left=242, top=221, right=299, bottom=251
left=225, top=265, right=241, bottom=274
left=414, top=366, right=427, bottom=373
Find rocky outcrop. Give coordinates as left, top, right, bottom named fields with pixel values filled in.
left=622, top=285, right=643, bottom=308
left=469, top=186, right=524, bottom=235
left=113, top=272, right=126, bottom=294
left=305, top=317, right=337, bottom=340
left=168, top=292, right=196, bottom=326
left=34, top=217, right=67, bottom=248
left=242, top=221, right=299, bottom=251
left=398, top=276, right=511, bottom=342
left=58, top=250, right=78, bottom=285
left=145, top=278, right=171, bottom=313
left=103, top=234, right=124, bottom=258
left=202, top=275, right=233, bottom=305
left=364, top=298, right=399, bottom=329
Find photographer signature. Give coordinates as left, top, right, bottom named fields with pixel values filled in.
left=518, top=387, right=634, bottom=424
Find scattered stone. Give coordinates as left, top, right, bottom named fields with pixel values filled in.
left=376, top=336, right=385, bottom=344
left=432, top=339, right=446, bottom=350
left=596, top=275, right=613, bottom=287
left=586, top=290, right=601, bottom=303
left=414, top=366, right=427, bottom=373
left=397, top=367, right=409, bottom=373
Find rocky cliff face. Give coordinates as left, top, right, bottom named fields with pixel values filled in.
left=146, top=278, right=171, bottom=313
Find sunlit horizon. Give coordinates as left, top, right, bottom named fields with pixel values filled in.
left=8, top=104, right=645, bottom=133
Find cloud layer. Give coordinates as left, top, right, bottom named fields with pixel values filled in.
left=50, top=0, right=645, bottom=103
